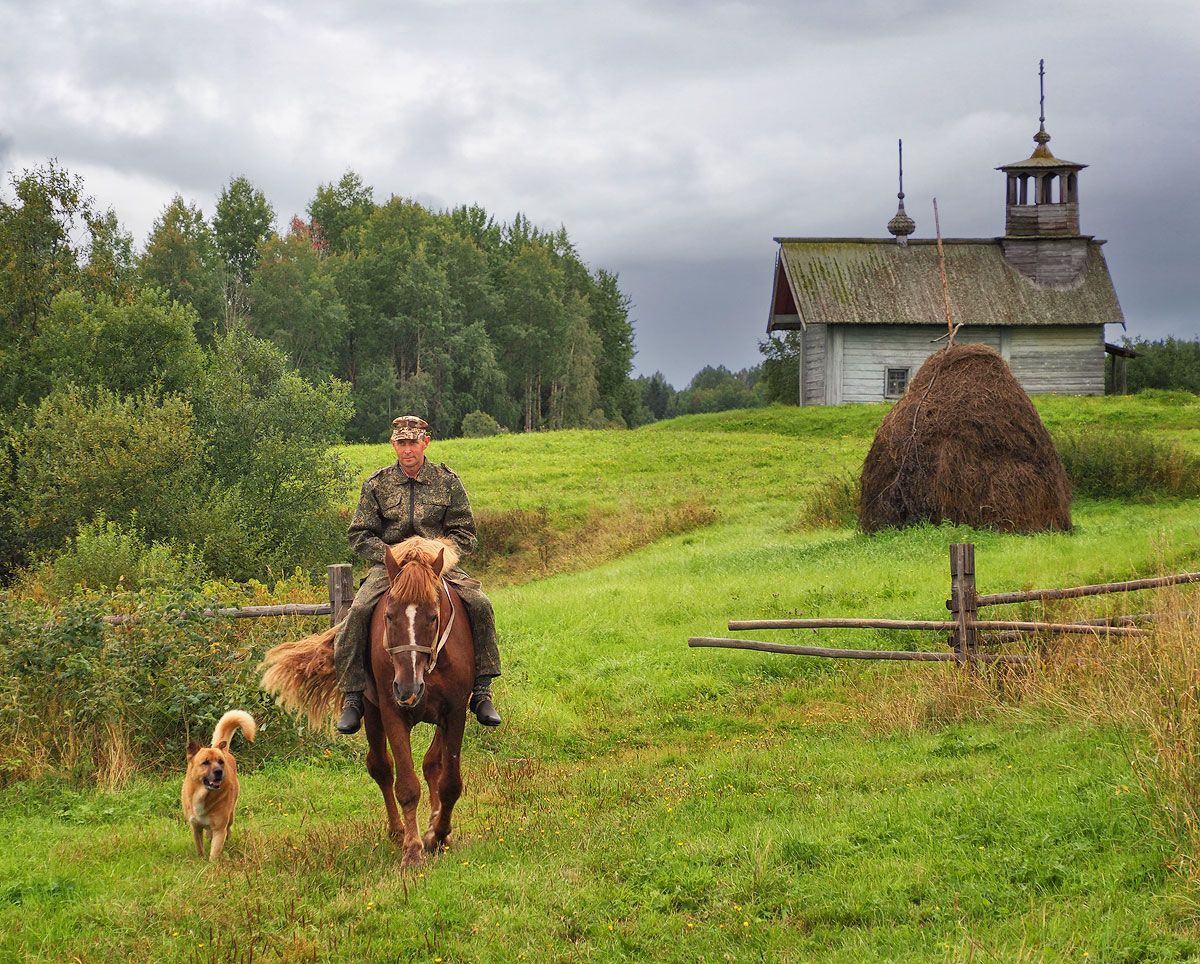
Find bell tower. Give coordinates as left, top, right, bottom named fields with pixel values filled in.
left=998, top=61, right=1090, bottom=284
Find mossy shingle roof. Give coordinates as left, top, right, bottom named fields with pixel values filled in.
left=769, top=239, right=1124, bottom=331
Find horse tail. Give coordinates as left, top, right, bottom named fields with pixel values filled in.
left=259, top=623, right=342, bottom=729
left=211, top=709, right=256, bottom=749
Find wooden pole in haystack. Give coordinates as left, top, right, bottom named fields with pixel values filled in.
left=933, top=198, right=956, bottom=347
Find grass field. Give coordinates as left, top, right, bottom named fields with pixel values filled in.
left=4, top=394, right=1200, bottom=961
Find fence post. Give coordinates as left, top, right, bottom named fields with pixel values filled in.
left=948, top=543, right=978, bottom=663
left=328, top=563, right=354, bottom=627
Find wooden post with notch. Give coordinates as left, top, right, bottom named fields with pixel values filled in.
left=948, top=543, right=978, bottom=662
left=328, top=563, right=355, bottom=627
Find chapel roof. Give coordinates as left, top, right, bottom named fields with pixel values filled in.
left=768, top=238, right=1124, bottom=331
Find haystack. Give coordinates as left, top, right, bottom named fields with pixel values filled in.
left=859, top=343, right=1071, bottom=534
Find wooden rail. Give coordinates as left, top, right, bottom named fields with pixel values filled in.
left=728, top=618, right=1148, bottom=637
left=688, top=637, right=1030, bottom=663
left=691, top=543, right=1193, bottom=665
left=971, top=572, right=1200, bottom=608
left=99, top=564, right=356, bottom=628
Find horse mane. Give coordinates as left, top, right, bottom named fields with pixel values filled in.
left=387, top=537, right=459, bottom=604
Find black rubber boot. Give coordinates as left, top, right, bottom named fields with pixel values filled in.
left=335, top=692, right=365, bottom=734
left=470, top=684, right=501, bottom=727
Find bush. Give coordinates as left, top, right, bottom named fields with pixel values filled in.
left=5, top=386, right=203, bottom=559
left=1055, top=427, right=1200, bottom=500
left=795, top=473, right=861, bottom=529
left=461, top=409, right=506, bottom=438
left=41, top=516, right=204, bottom=596
left=474, top=507, right=553, bottom=568
left=2, top=326, right=355, bottom=584
left=190, top=325, right=353, bottom=580
left=0, top=581, right=336, bottom=786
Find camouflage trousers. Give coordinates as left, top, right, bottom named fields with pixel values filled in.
left=333, top=565, right=501, bottom=695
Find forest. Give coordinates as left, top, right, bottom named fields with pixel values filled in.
left=0, top=163, right=646, bottom=439
left=0, top=161, right=656, bottom=582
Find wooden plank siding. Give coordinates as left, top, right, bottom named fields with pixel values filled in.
left=1007, top=325, right=1105, bottom=395
left=815, top=324, right=1104, bottom=404
left=836, top=325, right=1000, bottom=404
left=802, top=323, right=825, bottom=405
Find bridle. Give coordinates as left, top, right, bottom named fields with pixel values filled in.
left=384, top=574, right=457, bottom=674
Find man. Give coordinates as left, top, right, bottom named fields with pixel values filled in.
left=333, top=415, right=502, bottom=734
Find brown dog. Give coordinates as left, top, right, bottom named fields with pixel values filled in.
left=182, top=710, right=257, bottom=861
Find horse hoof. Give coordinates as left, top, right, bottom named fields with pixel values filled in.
left=423, top=830, right=449, bottom=854
left=402, top=844, right=425, bottom=867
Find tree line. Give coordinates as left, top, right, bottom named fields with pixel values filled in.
left=0, top=161, right=780, bottom=585
left=1110, top=336, right=1200, bottom=395
left=0, top=164, right=643, bottom=440
left=0, top=161, right=646, bottom=582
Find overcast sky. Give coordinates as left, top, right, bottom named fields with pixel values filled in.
left=2, top=0, right=1198, bottom=386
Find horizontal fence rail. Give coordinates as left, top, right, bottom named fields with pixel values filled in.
left=728, top=618, right=1149, bottom=637
left=96, top=564, right=356, bottom=629
left=690, top=543, right=1195, bottom=667
left=970, top=571, right=1200, bottom=608
left=102, top=602, right=334, bottom=626
left=688, top=637, right=1030, bottom=663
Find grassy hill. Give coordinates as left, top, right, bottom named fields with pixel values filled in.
left=4, top=395, right=1200, bottom=960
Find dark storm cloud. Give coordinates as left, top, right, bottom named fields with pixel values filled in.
left=1, top=0, right=1197, bottom=384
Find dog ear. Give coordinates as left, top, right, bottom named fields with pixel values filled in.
left=187, top=741, right=200, bottom=759
left=216, top=740, right=229, bottom=751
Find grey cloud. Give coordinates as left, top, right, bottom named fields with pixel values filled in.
left=0, top=0, right=1196, bottom=383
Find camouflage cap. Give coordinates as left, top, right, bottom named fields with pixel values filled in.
left=391, top=415, right=431, bottom=442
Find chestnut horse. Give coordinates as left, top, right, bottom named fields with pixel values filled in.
left=261, top=537, right=475, bottom=865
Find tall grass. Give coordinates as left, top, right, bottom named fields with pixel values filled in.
left=1056, top=427, right=1200, bottom=500
left=475, top=497, right=717, bottom=585
left=0, top=580, right=336, bottom=787
left=898, top=587, right=1200, bottom=874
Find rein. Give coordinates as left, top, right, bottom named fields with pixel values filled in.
left=384, top=576, right=457, bottom=673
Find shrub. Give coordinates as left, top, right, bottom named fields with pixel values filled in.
left=5, top=386, right=203, bottom=557
left=3, top=326, right=355, bottom=584
left=29, top=288, right=205, bottom=399
left=474, top=507, right=553, bottom=568
left=461, top=409, right=505, bottom=438
left=41, top=516, right=204, bottom=596
left=795, top=474, right=861, bottom=530
left=168, top=325, right=353, bottom=579
left=0, top=581, right=336, bottom=786
left=1055, top=427, right=1200, bottom=500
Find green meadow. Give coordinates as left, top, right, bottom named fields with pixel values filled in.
left=4, top=394, right=1200, bottom=961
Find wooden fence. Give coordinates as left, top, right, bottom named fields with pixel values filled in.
left=689, top=543, right=1200, bottom=664
left=99, top=564, right=356, bottom=628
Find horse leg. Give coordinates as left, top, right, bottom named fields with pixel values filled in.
left=421, top=730, right=445, bottom=853
left=384, top=714, right=425, bottom=866
left=424, top=715, right=466, bottom=853
left=364, top=702, right=403, bottom=843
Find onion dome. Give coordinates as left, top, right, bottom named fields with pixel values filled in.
left=887, top=139, right=916, bottom=244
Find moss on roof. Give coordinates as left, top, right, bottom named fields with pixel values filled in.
left=775, top=239, right=1123, bottom=328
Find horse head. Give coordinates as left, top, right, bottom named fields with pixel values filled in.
left=383, top=539, right=450, bottom=709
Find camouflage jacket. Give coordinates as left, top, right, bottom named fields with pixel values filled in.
left=347, top=459, right=478, bottom=566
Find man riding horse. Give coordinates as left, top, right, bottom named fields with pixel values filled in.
left=333, top=415, right=502, bottom=734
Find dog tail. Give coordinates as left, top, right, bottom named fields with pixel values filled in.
left=212, top=709, right=256, bottom=748
left=259, top=623, right=341, bottom=729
